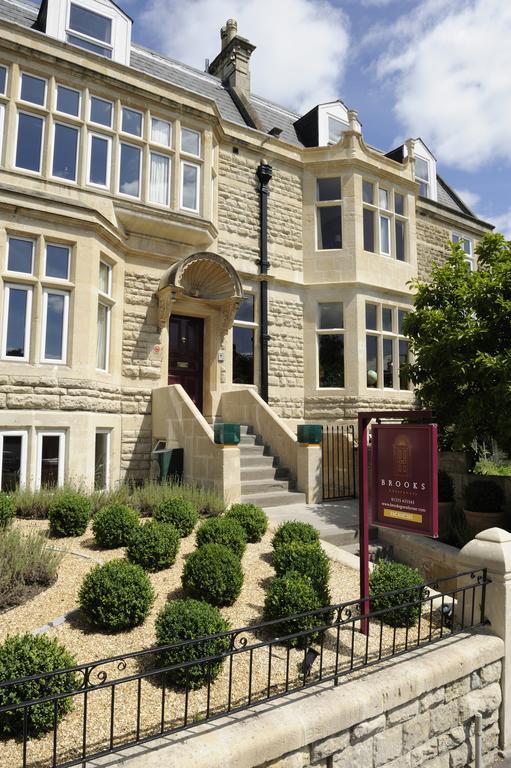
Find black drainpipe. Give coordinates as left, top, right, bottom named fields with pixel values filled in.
left=256, top=161, right=273, bottom=403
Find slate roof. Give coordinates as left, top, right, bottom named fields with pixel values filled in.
left=0, top=0, right=485, bottom=223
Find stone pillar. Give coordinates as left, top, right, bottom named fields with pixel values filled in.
left=458, top=527, right=511, bottom=755
left=296, top=444, right=322, bottom=504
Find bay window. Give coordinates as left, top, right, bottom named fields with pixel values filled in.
left=317, top=302, right=344, bottom=388
left=363, top=181, right=407, bottom=261
left=97, top=261, right=113, bottom=371
left=181, top=162, right=199, bottom=211
left=45, top=244, right=70, bottom=280
left=181, top=128, right=200, bottom=156
left=365, top=302, right=410, bottom=390
left=41, top=289, right=69, bottom=363
left=2, top=285, right=32, bottom=359
left=316, top=177, right=342, bottom=250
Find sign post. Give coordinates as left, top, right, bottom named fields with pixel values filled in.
left=358, top=411, right=437, bottom=635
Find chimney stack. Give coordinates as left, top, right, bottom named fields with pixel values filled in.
left=209, top=19, right=256, bottom=99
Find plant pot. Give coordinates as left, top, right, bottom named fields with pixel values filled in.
left=463, top=508, right=507, bottom=535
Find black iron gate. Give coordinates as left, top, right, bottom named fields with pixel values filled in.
left=322, top=424, right=356, bottom=499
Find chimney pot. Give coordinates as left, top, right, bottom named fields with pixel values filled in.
left=221, top=18, right=238, bottom=49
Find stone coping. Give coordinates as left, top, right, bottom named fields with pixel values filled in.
left=89, top=631, right=503, bottom=768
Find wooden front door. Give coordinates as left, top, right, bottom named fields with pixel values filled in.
left=168, top=315, right=204, bottom=412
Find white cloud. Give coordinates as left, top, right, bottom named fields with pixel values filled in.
left=490, top=210, right=511, bottom=240
left=454, top=189, right=480, bottom=212
left=375, top=0, right=511, bottom=171
left=137, top=0, right=349, bottom=112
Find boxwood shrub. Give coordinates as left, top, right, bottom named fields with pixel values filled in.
left=226, top=503, right=268, bottom=543
left=155, top=598, right=230, bottom=689
left=369, top=560, right=425, bottom=628
left=92, top=503, right=140, bottom=549
left=182, top=543, right=243, bottom=606
left=48, top=492, right=92, bottom=538
left=79, top=559, right=155, bottom=631
left=195, top=516, right=247, bottom=558
left=0, top=634, right=78, bottom=738
left=271, top=521, right=319, bottom=552
left=272, top=541, right=331, bottom=605
left=126, top=521, right=180, bottom=572
left=0, top=492, right=15, bottom=529
left=154, top=496, right=198, bottom=537
left=263, top=572, right=322, bottom=647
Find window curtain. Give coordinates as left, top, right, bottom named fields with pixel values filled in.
left=149, top=153, right=169, bottom=205
left=152, top=119, right=170, bottom=146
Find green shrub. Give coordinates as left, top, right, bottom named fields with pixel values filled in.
left=369, top=560, right=425, bottom=628
left=226, top=503, right=268, bottom=543
left=0, top=492, right=15, bottom=528
left=182, top=543, right=243, bottom=606
left=463, top=479, right=505, bottom=513
left=79, top=559, right=155, bottom=631
left=155, top=599, right=230, bottom=689
left=474, top=459, right=511, bottom=477
left=154, top=496, right=199, bottom=536
left=48, top=492, right=92, bottom=537
left=92, top=503, right=140, bottom=549
left=272, top=541, right=331, bottom=605
left=195, top=516, right=247, bottom=558
left=438, top=470, right=454, bottom=503
left=126, top=521, right=180, bottom=572
left=0, top=528, right=63, bottom=609
left=0, top=634, right=78, bottom=738
left=263, top=572, right=322, bottom=647
left=271, top=521, right=319, bottom=551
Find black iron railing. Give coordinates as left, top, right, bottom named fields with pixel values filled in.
left=0, top=569, right=489, bottom=768
left=322, top=424, right=356, bottom=499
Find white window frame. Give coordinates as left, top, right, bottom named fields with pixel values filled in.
left=0, top=430, right=28, bottom=489
left=0, top=65, right=7, bottom=96
left=452, top=233, right=475, bottom=270
left=180, top=127, right=201, bottom=157
left=87, top=132, right=112, bottom=189
left=232, top=294, right=257, bottom=386
left=0, top=104, right=5, bottom=165
left=1, top=283, right=33, bottom=361
left=362, top=181, right=408, bottom=261
left=19, top=72, right=47, bottom=108
left=55, top=84, right=82, bottom=119
left=365, top=303, right=411, bottom=391
left=316, top=302, right=344, bottom=389
left=180, top=160, right=200, bottom=212
left=96, top=302, right=111, bottom=372
left=94, top=428, right=111, bottom=490
left=118, top=141, right=142, bottom=199
left=14, top=110, right=45, bottom=175
left=99, top=260, right=112, bottom=296
left=66, top=1, right=114, bottom=58
left=41, top=288, right=70, bottom=364
left=36, top=430, right=66, bottom=488
left=89, top=96, right=114, bottom=128
left=150, top=117, right=172, bottom=147
left=6, top=236, right=34, bottom=275
left=148, top=151, right=171, bottom=207
left=44, top=243, right=71, bottom=281
left=51, top=121, right=80, bottom=184
left=316, top=177, right=343, bottom=252
left=120, top=106, right=144, bottom=138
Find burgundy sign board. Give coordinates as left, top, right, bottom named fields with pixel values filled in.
left=372, top=423, right=439, bottom=538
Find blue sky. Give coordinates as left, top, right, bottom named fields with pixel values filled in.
left=125, top=0, right=510, bottom=234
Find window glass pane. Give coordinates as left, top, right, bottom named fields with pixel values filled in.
left=8, top=239, right=33, bottom=273
left=328, top=116, right=344, bottom=143
left=317, top=177, right=341, bottom=201
left=46, top=245, right=69, bottom=279
left=52, top=124, right=78, bottom=180
left=0, top=67, right=6, bottom=95
left=56, top=85, right=80, bottom=116
left=382, top=307, right=392, bottom=332
left=235, top=296, right=254, bottom=323
left=366, top=335, right=378, bottom=386
left=363, top=181, right=373, bottom=204
left=182, top=163, right=198, bottom=210
left=398, top=310, right=408, bottom=335
left=20, top=74, right=45, bottom=105
left=151, top=118, right=171, bottom=146
left=67, top=34, right=112, bottom=57
left=415, top=157, right=429, bottom=181
left=233, top=326, right=254, bottom=384
left=399, top=339, right=409, bottom=390
left=379, top=188, right=389, bottom=210
left=2, top=435, right=22, bottom=491
left=90, top=97, right=112, bottom=127
left=5, top=288, right=28, bottom=357
left=365, top=304, right=377, bottom=331
left=89, top=135, right=109, bottom=186
left=97, top=303, right=109, bottom=369
left=383, top=337, right=393, bottom=388
left=380, top=215, right=390, bottom=254
left=94, top=432, right=108, bottom=490
left=44, top=292, right=66, bottom=360
left=396, top=220, right=406, bottom=261
left=317, top=206, right=342, bottom=249
left=319, top=334, right=344, bottom=387
left=70, top=3, right=112, bottom=43
left=181, top=128, right=200, bottom=156
left=40, top=435, right=60, bottom=487
left=16, top=113, right=43, bottom=172
left=319, top=303, right=343, bottom=329
left=149, top=153, right=170, bottom=205
left=395, top=193, right=404, bottom=215
left=122, top=108, right=143, bottom=137
left=463, top=238, right=472, bottom=255
left=99, top=262, right=110, bottom=294
left=418, top=180, right=429, bottom=197
left=363, top=208, right=375, bottom=252
left=119, top=144, right=141, bottom=197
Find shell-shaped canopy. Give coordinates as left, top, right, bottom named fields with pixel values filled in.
left=159, top=252, right=243, bottom=301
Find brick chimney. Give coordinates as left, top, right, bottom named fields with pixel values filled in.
left=208, top=19, right=256, bottom=99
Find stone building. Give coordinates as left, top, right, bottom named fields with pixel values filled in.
left=0, top=0, right=492, bottom=500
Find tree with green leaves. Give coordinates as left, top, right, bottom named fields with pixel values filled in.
left=404, top=232, right=511, bottom=454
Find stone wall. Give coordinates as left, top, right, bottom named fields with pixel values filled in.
left=122, top=271, right=162, bottom=382
left=268, top=294, right=304, bottom=419
left=121, top=421, right=153, bottom=480
left=416, top=213, right=451, bottom=282
left=304, top=394, right=415, bottom=421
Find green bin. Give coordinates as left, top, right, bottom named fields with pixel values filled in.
left=152, top=448, right=183, bottom=482
left=297, top=424, right=323, bottom=445
left=214, top=423, right=240, bottom=445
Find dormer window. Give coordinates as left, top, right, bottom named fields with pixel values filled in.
left=67, top=3, right=112, bottom=57
left=415, top=156, right=430, bottom=197
left=328, top=116, right=345, bottom=145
